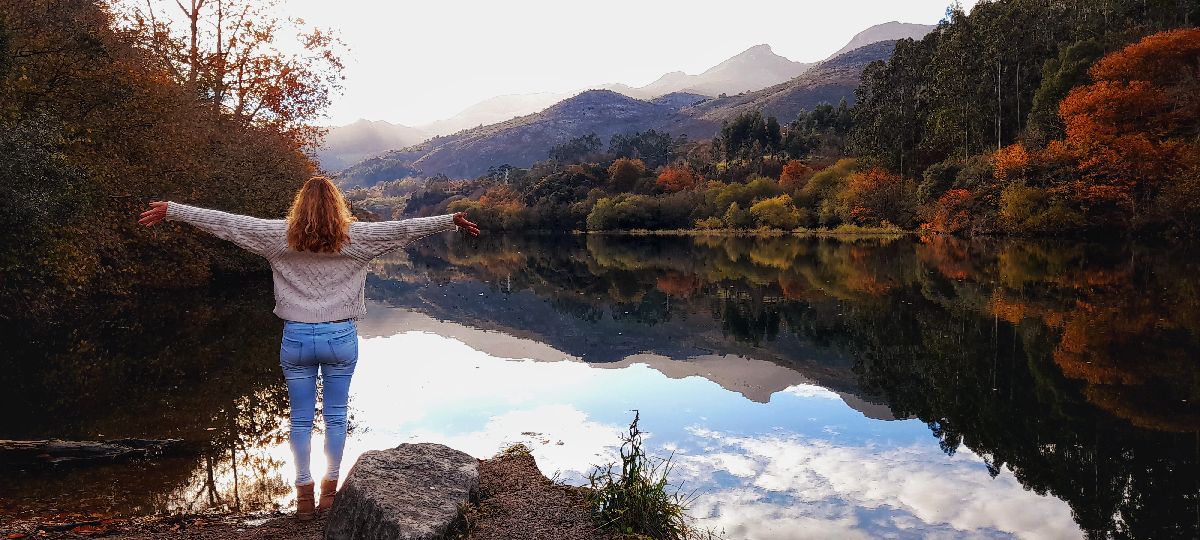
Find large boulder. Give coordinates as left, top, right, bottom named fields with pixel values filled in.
left=324, top=443, right=480, bottom=540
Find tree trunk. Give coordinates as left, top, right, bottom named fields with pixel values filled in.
left=0, top=438, right=198, bottom=465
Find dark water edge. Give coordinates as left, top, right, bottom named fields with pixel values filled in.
left=1, top=233, right=1197, bottom=538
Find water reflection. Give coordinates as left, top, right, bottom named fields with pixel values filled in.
left=2, top=234, right=1197, bottom=539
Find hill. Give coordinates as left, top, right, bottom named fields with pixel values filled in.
left=610, top=44, right=814, bottom=98
left=828, top=21, right=933, bottom=58
left=339, top=41, right=897, bottom=182
left=313, top=119, right=427, bottom=172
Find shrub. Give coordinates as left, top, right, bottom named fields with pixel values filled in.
left=608, top=158, right=647, bottom=192
left=750, top=194, right=801, bottom=230
left=779, top=159, right=815, bottom=191
left=587, top=412, right=696, bottom=539
left=657, top=164, right=700, bottom=192
left=723, top=202, right=754, bottom=229
left=838, top=167, right=918, bottom=227
left=694, top=216, right=724, bottom=230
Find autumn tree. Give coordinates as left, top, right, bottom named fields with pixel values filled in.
left=657, top=164, right=699, bottom=192
left=838, top=167, right=917, bottom=227
left=607, top=158, right=646, bottom=192
left=125, top=0, right=345, bottom=146
left=750, top=194, right=802, bottom=230
left=779, top=160, right=815, bottom=191
left=1057, top=28, right=1200, bottom=229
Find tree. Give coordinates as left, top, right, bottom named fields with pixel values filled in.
left=549, top=133, right=603, bottom=163
left=1057, top=28, right=1200, bottom=229
left=657, top=164, right=699, bottom=192
left=779, top=160, right=815, bottom=191
left=126, top=0, right=345, bottom=146
left=714, top=110, right=782, bottom=161
left=608, top=130, right=684, bottom=168
left=750, top=195, right=801, bottom=230
left=607, top=158, right=646, bottom=192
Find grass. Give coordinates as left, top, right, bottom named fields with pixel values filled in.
left=586, top=411, right=719, bottom=540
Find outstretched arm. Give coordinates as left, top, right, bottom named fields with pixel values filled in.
left=350, top=212, right=480, bottom=259
left=140, top=201, right=285, bottom=259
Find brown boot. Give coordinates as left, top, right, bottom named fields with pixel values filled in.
left=295, top=482, right=316, bottom=521
left=319, top=478, right=338, bottom=511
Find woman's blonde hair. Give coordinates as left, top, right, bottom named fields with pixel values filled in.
left=287, top=176, right=354, bottom=253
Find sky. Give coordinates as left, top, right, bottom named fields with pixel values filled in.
left=283, top=0, right=979, bottom=127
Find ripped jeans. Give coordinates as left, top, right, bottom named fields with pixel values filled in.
left=279, top=319, right=358, bottom=486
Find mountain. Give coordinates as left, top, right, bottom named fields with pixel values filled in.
left=418, top=92, right=570, bottom=137
left=600, top=44, right=813, bottom=99
left=339, top=41, right=896, bottom=182
left=325, top=21, right=936, bottom=175
left=313, top=119, right=427, bottom=172
left=677, top=39, right=899, bottom=128
left=346, top=89, right=707, bottom=180
left=598, top=22, right=933, bottom=101
left=829, top=21, right=934, bottom=59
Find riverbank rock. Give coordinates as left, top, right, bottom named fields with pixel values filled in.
left=324, top=443, right=479, bottom=540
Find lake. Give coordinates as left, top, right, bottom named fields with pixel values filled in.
left=2, top=234, right=1197, bottom=539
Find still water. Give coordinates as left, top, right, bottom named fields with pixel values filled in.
left=2, top=234, right=1198, bottom=539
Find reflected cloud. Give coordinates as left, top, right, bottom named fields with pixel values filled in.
left=675, top=427, right=1081, bottom=539
left=328, top=324, right=1082, bottom=539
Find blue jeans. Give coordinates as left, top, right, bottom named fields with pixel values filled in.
left=279, top=319, right=358, bottom=486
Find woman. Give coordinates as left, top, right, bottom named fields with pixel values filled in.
left=138, top=176, right=479, bottom=520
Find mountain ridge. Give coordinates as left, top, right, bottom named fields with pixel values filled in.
left=340, top=40, right=898, bottom=182
left=324, top=20, right=935, bottom=175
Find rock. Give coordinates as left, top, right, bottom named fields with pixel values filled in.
left=324, top=443, right=479, bottom=540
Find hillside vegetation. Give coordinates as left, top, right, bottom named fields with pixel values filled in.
left=0, top=0, right=339, bottom=310
left=358, top=0, right=1198, bottom=238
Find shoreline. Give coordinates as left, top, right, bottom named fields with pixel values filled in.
left=576, top=225, right=914, bottom=238
left=2, top=448, right=615, bottom=540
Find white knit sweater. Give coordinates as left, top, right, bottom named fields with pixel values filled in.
left=166, top=202, right=456, bottom=323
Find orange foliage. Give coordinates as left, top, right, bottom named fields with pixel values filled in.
left=656, top=164, right=699, bottom=192
left=916, top=235, right=973, bottom=281
left=992, top=143, right=1030, bottom=183
left=656, top=272, right=701, bottom=298
left=841, top=167, right=911, bottom=225
left=779, top=160, right=815, bottom=191
left=1055, top=28, right=1200, bottom=223
left=927, top=189, right=973, bottom=234
left=479, top=185, right=520, bottom=207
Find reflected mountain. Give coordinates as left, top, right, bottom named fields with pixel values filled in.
left=367, top=233, right=1199, bottom=539
left=2, top=233, right=1197, bottom=538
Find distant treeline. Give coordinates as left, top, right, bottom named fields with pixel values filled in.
left=364, top=0, right=1199, bottom=237
left=0, top=0, right=342, bottom=310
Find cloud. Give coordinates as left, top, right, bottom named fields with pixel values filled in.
left=674, top=429, right=1081, bottom=539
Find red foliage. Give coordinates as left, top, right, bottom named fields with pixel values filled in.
left=927, top=189, right=974, bottom=234
left=1055, top=28, right=1200, bottom=224
left=779, top=160, right=815, bottom=190
left=656, top=164, right=699, bottom=192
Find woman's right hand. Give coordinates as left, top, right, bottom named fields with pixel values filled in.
left=453, top=212, right=480, bottom=236
left=139, top=201, right=169, bottom=227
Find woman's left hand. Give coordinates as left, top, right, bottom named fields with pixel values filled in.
left=453, top=212, right=480, bottom=236
left=139, top=201, right=169, bottom=227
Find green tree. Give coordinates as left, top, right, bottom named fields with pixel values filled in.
left=750, top=195, right=801, bottom=230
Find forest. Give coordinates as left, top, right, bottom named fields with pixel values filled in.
left=0, top=0, right=342, bottom=311
left=359, top=0, right=1200, bottom=237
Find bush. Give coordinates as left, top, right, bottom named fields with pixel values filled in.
left=587, top=412, right=696, bottom=539
left=607, top=158, right=647, bottom=192
left=837, top=167, right=918, bottom=227
left=694, top=217, right=724, bottom=230
left=723, top=202, right=754, bottom=229
left=750, top=194, right=801, bottom=230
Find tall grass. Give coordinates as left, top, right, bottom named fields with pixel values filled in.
left=586, top=411, right=716, bottom=539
